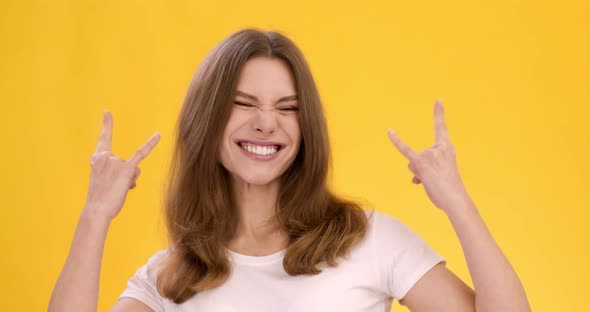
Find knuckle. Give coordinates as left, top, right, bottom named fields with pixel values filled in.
left=439, top=142, right=456, bottom=157
left=411, top=159, right=427, bottom=170
left=416, top=151, right=428, bottom=160
left=90, top=151, right=121, bottom=170
left=122, top=163, right=137, bottom=175
left=91, top=152, right=111, bottom=167
left=95, top=151, right=111, bottom=161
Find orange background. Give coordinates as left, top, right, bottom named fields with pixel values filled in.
left=1, top=0, right=588, bottom=311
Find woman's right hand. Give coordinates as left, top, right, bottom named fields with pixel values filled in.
left=82, top=111, right=160, bottom=221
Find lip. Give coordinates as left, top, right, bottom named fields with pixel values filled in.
left=235, top=141, right=283, bottom=161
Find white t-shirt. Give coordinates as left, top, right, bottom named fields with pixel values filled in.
left=118, top=209, right=446, bottom=312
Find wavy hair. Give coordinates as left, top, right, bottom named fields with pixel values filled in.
left=156, top=28, right=369, bottom=303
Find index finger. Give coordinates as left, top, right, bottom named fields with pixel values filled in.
left=127, top=132, right=161, bottom=167
left=95, top=110, right=113, bottom=153
left=434, top=99, right=450, bottom=144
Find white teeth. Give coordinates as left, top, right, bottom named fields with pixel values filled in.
left=240, top=142, right=278, bottom=156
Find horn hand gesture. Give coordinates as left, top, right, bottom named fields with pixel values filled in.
left=83, top=111, right=160, bottom=221
left=387, top=100, right=473, bottom=215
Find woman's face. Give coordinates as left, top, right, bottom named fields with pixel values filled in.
left=218, top=57, right=301, bottom=186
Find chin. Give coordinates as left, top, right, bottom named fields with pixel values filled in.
left=235, top=172, right=279, bottom=186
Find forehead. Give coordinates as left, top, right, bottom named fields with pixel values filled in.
left=236, top=57, right=296, bottom=96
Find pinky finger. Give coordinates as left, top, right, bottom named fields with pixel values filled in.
left=387, top=129, right=417, bottom=160
left=128, top=132, right=160, bottom=167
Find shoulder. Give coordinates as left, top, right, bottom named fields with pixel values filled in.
left=363, top=208, right=422, bottom=242
left=144, top=247, right=170, bottom=267
left=131, top=247, right=171, bottom=284
left=366, top=208, right=444, bottom=258
left=146, top=247, right=170, bottom=265
left=363, top=208, right=447, bottom=299
left=118, top=247, right=172, bottom=312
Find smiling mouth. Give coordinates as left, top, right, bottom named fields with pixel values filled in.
left=235, top=141, right=284, bottom=156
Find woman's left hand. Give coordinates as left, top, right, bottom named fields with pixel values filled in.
left=387, top=99, right=474, bottom=215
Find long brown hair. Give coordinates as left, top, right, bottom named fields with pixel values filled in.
left=156, top=28, right=369, bottom=303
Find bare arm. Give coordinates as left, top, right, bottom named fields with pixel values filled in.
left=48, top=111, right=160, bottom=312
left=399, top=200, right=531, bottom=312
left=388, top=100, right=530, bottom=311
left=447, top=201, right=530, bottom=312
left=48, top=209, right=111, bottom=312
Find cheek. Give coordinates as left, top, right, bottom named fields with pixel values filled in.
left=286, top=119, right=302, bottom=145
left=223, top=111, right=247, bottom=140
left=219, top=122, right=239, bottom=156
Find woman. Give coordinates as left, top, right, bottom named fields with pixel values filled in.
left=49, top=29, right=531, bottom=312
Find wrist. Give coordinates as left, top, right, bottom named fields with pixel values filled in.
left=445, top=197, right=479, bottom=220
left=80, top=204, right=113, bottom=226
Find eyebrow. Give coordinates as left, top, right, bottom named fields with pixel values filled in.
left=236, top=90, right=298, bottom=104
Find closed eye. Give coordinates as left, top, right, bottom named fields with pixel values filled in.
left=234, top=101, right=254, bottom=107
left=235, top=101, right=298, bottom=112
left=279, top=107, right=299, bottom=111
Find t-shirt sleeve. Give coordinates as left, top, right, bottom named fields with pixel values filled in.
left=118, top=248, right=169, bottom=312
left=372, top=210, right=446, bottom=301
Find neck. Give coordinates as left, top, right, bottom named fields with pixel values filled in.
left=227, top=177, right=288, bottom=256
left=231, top=176, right=283, bottom=240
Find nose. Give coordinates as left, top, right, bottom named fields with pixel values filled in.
left=252, top=108, right=278, bottom=134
